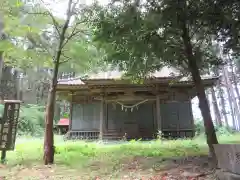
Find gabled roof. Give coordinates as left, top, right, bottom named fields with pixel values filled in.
left=56, top=67, right=219, bottom=89
left=82, top=66, right=180, bottom=80
left=57, top=67, right=180, bottom=86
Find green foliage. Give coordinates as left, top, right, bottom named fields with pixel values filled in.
left=203, top=1, right=240, bottom=57
left=194, top=120, right=205, bottom=135
left=58, top=36, right=106, bottom=74
left=7, top=136, right=205, bottom=167
left=17, top=105, right=45, bottom=136
left=0, top=0, right=54, bottom=67
left=0, top=104, right=4, bottom=117
left=85, top=0, right=222, bottom=78
left=195, top=120, right=235, bottom=136
left=0, top=104, right=44, bottom=136
left=62, top=112, right=69, bottom=118
left=217, top=127, right=235, bottom=136
left=0, top=0, right=104, bottom=74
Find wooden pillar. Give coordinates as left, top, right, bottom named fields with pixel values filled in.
left=189, top=97, right=195, bottom=137
left=156, top=95, right=162, bottom=132
left=99, top=96, right=105, bottom=140
left=69, top=93, right=73, bottom=131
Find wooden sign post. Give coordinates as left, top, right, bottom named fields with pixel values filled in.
left=0, top=100, right=21, bottom=163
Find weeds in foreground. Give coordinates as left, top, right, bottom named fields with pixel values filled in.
left=4, top=133, right=239, bottom=168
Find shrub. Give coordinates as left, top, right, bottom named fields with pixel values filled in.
left=194, top=120, right=235, bottom=136
left=194, top=120, right=205, bottom=135
left=17, top=104, right=45, bottom=136
left=0, top=104, right=45, bottom=136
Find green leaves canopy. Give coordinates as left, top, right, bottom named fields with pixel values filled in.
left=203, top=0, right=240, bottom=56
left=86, top=0, right=222, bottom=77
left=0, top=0, right=55, bottom=68
left=0, top=0, right=103, bottom=74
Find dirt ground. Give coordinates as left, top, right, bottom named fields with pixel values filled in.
left=0, top=156, right=217, bottom=180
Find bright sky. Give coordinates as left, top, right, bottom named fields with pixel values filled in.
left=42, top=0, right=234, bottom=126
left=42, top=0, right=108, bottom=18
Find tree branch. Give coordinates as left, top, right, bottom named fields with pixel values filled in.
left=26, top=34, right=54, bottom=57
left=61, top=27, right=84, bottom=49
left=39, top=0, right=61, bottom=36
left=60, top=0, right=86, bottom=49
left=47, top=12, right=61, bottom=37
left=59, top=54, right=72, bottom=64
left=26, top=11, right=61, bottom=37
left=53, top=0, right=74, bottom=64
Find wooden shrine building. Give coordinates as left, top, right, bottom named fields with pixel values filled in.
left=56, top=69, right=218, bottom=140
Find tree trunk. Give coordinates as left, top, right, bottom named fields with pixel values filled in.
left=206, top=89, right=215, bottom=124
left=180, top=18, right=218, bottom=161
left=227, top=59, right=240, bottom=128
left=43, top=0, right=73, bottom=165
left=43, top=83, right=57, bottom=164
left=0, top=52, right=3, bottom=87
left=224, top=79, right=236, bottom=129
left=0, top=16, right=4, bottom=100
left=13, top=69, right=19, bottom=100
left=2, top=66, right=14, bottom=99
left=217, top=84, right=229, bottom=128
left=233, top=73, right=240, bottom=109
left=223, top=66, right=239, bottom=130
left=43, top=50, right=61, bottom=165
left=0, top=52, right=3, bottom=79
left=229, top=59, right=240, bottom=123
left=210, top=87, right=222, bottom=127
left=213, top=68, right=229, bottom=128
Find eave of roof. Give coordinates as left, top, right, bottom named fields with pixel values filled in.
left=56, top=67, right=220, bottom=90
left=56, top=76, right=219, bottom=91
left=58, top=77, right=85, bottom=85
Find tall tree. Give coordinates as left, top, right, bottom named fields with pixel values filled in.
left=229, top=56, right=240, bottom=113
left=205, top=1, right=240, bottom=67
left=0, top=15, right=4, bottom=82
left=2, top=0, right=104, bottom=164
left=226, top=61, right=240, bottom=130
left=210, top=86, right=222, bottom=127
left=217, top=84, right=229, bottom=128
left=222, top=67, right=238, bottom=129
left=87, top=0, right=220, bottom=160
left=213, top=66, right=230, bottom=128
left=210, top=1, right=240, bottom=53
left=37, top=0, right=83, bottom=164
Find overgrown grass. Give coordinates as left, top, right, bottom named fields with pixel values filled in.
left=5, top=133, right=240, bottom=169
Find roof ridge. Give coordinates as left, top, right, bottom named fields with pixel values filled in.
left=57, top=76, right=82, bottom=82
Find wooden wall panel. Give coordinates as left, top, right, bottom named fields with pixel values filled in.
left=160, top=103, right=179, bottom=130
left=178, top=101, right=193, bottom=129
left=106, top=101, right=155, bottom=139
left=134, top=102, right=155, bottom=138
left=106, top=103, right=125, bottom=131
left=160, top=101, right=193, bottom=131
left=71, top=102, right=100, bottom=131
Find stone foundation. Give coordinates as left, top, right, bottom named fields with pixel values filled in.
left=216, top=169, right=240, bottom=180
